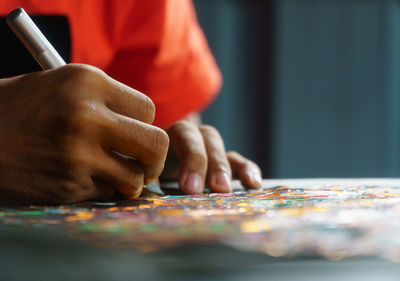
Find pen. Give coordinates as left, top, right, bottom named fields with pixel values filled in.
left=6, top=8, right=66, bottom=69
left=6, top=8, right=164, bottom=196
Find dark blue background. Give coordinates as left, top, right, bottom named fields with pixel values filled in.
left=195, top=0, right=400, bottom=178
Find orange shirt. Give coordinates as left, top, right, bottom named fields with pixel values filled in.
left=0, top=0, right=222, bottom=128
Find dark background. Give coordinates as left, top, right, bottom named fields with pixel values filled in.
left=195, top=0, right=400, bottom=178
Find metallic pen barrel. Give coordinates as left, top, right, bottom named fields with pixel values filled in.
left=6, top=8, right=66, bottom=69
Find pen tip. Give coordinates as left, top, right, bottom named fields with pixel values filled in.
left=7, top=8, right=24, bottom=21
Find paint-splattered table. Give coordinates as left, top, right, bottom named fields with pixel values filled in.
left=1, top=179, right=400, bottom=281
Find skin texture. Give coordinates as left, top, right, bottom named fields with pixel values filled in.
left=164, top=120, right=262, bottom=194
left=0, top=64, right=169, bottom=204
left=0, top=63, right=262, bottom=205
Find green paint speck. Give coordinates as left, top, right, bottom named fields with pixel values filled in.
left=210, top=223, right=226, bottom=233
left=79, top=224, right=98, bottom=232
left=16, top=210, right=46, bottom=216
left=139, top=223, right=158, bottom=232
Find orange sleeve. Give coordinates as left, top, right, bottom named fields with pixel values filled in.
left=105, top=0, right=222, bottom=128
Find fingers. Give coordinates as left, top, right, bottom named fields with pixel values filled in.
left=167, top=121, right=207, bottom=194
left=64, top=65, right=168, bottom=186
left=49, top=176, right=116, bottom=204
left=91, top=150, right=145, bottom=198
left=167, top=121, right=262, bottom=194
left=103, top=76, right=156, bottom=124
left=0, top=64, right=169, bottom=204
left=103, top=110, right=169, bottom=185
left=58, top=65, right=169, bottom=190
left=52, top=138, right=146, bottom=202
left=58, top=64, right=156, bottom=124
left=199, top=125, right=232, bottom=193
left=227, top=151, right=262, bottom=189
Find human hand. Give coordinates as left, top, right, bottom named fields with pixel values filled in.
left=0, top=64, right=169, bottom=204
left=161, top=115, right=262, bottom=194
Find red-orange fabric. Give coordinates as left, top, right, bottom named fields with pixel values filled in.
left=0, top=0, right=222, bottom=128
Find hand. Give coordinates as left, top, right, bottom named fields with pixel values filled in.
left=0, top=64, right=169, bottom=204
left=162, top=116, right=262, bottom=194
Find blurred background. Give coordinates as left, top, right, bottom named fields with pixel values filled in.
left=194, top=0, right=400, bottom=179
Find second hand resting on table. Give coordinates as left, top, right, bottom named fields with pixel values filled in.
left=0, top=64, right=262, bottom=204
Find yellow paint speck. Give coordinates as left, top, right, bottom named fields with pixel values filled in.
left=158, top=209, right=184, bottom=216
left=65, top=211, right=93, bottom=222
left=240, top=220, right=271, bottom=233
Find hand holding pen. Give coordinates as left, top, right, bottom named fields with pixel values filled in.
left=0, top=8, right=169, bottom=204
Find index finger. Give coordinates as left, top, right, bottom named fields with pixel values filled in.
left=102, top=74, right=156, bottom=124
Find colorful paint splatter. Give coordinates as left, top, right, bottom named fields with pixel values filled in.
left=2, top=180, right=400, bottom=261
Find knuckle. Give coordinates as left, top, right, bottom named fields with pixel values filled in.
left=150, top=128, right=170, bottom=159
left=56, top=64, right=104, bottom=93
left=141, top=95, right=156, bottom=123
left=213, top=159, right=231, bottom=171
left=199, top=125, right=219, bottom=136
left=63, top=63, right=104, bottom=78
left=245, top=159, right=259, bottom=171
left=140, top=128, right=169, bottom=177
left=227, top=151, right=253, bottom=169
left=227, top=150, right=242, bottom=160
left=168, top=120, right=193, bottom=133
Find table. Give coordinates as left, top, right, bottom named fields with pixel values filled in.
left=1, top=178, right=400, bottom=281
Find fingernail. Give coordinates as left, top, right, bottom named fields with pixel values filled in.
left=212, top=172, right=232, bottom=192
left=185, top=173, right=203, bottom=194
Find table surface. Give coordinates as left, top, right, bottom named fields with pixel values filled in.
left=2, top=178, right=400, bottom=281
